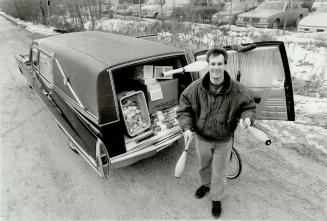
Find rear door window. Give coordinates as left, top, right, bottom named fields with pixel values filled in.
left=39, top=51, right=53, bottom=88
left=31, top=48, right=39, bottom=69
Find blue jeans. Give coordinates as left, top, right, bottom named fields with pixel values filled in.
left=195, top=134, right=233, bottom=201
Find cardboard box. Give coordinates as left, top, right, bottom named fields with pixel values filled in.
left=147, top=83, right=163, bottom=101
left=147, top=79, right=178, bottom=114
left=134, top=65, right=154, bottom=79
left=154, top=66, right=173, bottom=79
left=138, top=78, right=157, bottom=85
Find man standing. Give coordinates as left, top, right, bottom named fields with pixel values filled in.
left=177, top=47, right=256, bottom=219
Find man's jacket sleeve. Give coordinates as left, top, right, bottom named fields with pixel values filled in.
left=239, top=89, right=256, bottom=124
left=177, top=87, right=194, bottom=132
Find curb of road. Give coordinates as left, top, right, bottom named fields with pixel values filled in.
left=0, top=11, right=59, bottom=36
left=0, top=11, right=24, bottom=26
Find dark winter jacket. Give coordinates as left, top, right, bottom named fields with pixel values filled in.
left=177, top=71, right=256, bottom=141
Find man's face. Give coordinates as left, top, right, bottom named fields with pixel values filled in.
left=208, top=54, right=225, bottom=82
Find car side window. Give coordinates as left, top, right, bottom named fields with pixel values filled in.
left=39, top=51, right=53, bottom=88
left=31, top=48, right=39, bottom=69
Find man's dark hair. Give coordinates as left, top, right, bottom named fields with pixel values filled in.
left=206, top=47, right=228, bottom=64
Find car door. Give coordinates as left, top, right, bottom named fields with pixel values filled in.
left=194, top=41, right=295, bottom=121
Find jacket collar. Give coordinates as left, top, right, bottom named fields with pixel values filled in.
left=201, top=71, right=232, bottom=95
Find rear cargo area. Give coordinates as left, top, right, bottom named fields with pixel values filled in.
left=110, top=54, right=192, bottom=155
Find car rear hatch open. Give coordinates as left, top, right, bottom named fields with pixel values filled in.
left=106, top=53, right=193, bottom=169
left=194, top=41, right=295, bottom=122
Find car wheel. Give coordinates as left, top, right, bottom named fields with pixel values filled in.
left=153, top=13, right=159, bottom=19
left=272, top=19, right=279, bottom=29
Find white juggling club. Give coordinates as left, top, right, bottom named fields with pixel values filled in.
left=174, top=136, right=192, bottom=178
left=163, top=61, right=208, bottom=77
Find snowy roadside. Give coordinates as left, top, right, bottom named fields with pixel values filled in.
left=1, top=11, right=326, bottom=157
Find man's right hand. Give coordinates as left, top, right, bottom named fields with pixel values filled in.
left=184, top=129, right=193, bottom=145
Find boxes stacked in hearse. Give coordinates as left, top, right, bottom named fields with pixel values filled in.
left=111, top=57, right=191, bottom=153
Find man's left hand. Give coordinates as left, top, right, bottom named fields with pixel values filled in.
left=240, top=118, right=251, bottom=130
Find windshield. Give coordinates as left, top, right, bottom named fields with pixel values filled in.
left=256, top=1, right=286, bottom=10
left=317, top=6, right=327, bottom=12
left=225, top=3, right=247, bottom=11
left=172, top=0, right=190, bottom=6
left=145, top=0, right=160, bottom=5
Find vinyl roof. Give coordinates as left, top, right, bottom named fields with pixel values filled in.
left=35, top=31, right=185, bottom=69
left=33, top=31, right=186, bottom=125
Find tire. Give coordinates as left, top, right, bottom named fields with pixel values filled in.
left=227, top=147, right=242, bottom=179
left=69, top=141, right=79, bottom=154
left=153, top=13, right=159, bottom=19
left=272, top=19, right=279, bottom=29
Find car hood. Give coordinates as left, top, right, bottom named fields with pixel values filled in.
left=240, top=10, right=280, bottom=18
left=213, top=10, right=242, bottom=17
left=142, top=5, right=159, bottom=10
left=221, top=10, right=243, bottom=16
left=298, top=12, right=327, bottom=27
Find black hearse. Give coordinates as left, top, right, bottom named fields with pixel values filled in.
left=15, top=31, right=294, bottom=178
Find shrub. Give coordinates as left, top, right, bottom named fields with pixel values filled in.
left=292, top=71, right=327, bottom=97
left=172, top=6, right=218, bottom=23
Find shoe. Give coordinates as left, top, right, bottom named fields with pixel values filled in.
left=194, top=185, right=210, bottom=199
left=212, top=201, right=222, bottom=219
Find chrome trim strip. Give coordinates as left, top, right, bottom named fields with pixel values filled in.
left=110, top=131, right=182, bottom=166
left=53, top=86, right=98, bottom=125
left=156, top=134, right=182, bottom=152
left=36, top=45, right=54, bottom=57
left=72, top=108, right=101, bottom=137
left=110, top=144, right=158, bottom=165
left=54, top=86, right=121, bottom=127
left=96, top=139, right=110, bottom=178
left=29, top=79, right=101, bottom=177
left=38, top=71, right=53, bottom=89
left=54, top=59, right=86, bottom=110
left=109, top=53, right=187, bottom=71
left=105, top=69, right=120, bottom=124
left=96, top=139, right=105, bottom=178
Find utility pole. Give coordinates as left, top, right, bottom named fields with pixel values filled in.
left=139, top=0, right=141, bottom=20
left=228, top=0, right=232, bottom=30
left=47, top=0, right=50, bottom=20
left=160, top=0, right=163, bottom=21
left=283, top=0, right=292, bottom=33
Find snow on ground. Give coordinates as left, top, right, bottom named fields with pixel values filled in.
left=0, top=12, right=327, bottom=157
left=2, top=11, right=325, bottom=88
left=285, top=41, right=326, bottom=82
left=294, top=95, right=327, bottom=128
left=0, top=11, right=58, bottom=36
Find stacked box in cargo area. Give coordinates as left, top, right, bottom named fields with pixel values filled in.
left=132, top=65, right=179, bottom=114
left=115, top=63, right=182, bottom=151
left=151, top=107, right=179, bottom=132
